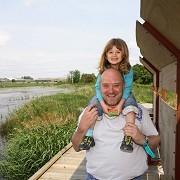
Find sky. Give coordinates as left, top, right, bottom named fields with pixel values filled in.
left=0, top=0, right=143, bottom=79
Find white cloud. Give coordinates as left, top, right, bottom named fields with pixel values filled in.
left=0, top=31, right=11, bottom=46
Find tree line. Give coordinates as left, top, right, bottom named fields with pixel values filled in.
left=67, top=64, right=153, bottom=84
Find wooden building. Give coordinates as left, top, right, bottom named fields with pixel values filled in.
left=136, top=0, right=180, bottom=179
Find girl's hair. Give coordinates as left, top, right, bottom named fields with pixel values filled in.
left=98, top=38, right=131, bottom=74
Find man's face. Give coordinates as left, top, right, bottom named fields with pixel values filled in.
left=100, top=69, right=124, bottom=107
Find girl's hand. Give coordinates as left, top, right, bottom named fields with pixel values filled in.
left=116, top=102, right=123, bottom=115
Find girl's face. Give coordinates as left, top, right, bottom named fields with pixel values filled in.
left=106, top=46, right=123, bottom=67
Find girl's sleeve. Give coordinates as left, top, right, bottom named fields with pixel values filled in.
left=122, top=67, right=133, bottom=100
left=95, top=74, right=103, bottom=101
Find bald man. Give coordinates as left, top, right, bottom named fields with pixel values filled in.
left=72, top=68, right=160, bottom=180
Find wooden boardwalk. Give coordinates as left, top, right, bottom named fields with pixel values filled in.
left=29, top=143, right=171, bottom=180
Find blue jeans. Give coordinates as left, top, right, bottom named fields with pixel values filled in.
left=123, top=94, right=138, bottom=109
left=88, top=96, right=103, bottom=116
left=86, top=173, right=142, bottom=180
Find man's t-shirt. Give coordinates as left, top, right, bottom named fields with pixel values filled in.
left=78, top=104, right=159, bottom=180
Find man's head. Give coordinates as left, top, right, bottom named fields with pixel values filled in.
left=100, top=68, right=124, bottom=107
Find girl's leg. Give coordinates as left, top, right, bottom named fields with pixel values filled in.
left=79, top=96, right=102, bottom=151
left=120, top=94, right=138, bottom=152
left=120, top=112, right=136, bottom=152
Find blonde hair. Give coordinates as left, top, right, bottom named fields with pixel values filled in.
left=98, top=38, right=131, bottom=74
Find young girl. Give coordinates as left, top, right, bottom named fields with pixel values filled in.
left=79, top=38, right=139, bottom=152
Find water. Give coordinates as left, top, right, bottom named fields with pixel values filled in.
left=0, top=86, right=71, bottom=123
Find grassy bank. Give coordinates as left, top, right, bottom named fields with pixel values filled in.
left=0, top=84, right=95, bottom=179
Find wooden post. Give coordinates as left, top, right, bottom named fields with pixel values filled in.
left=161, top=89, right=166, bottom=101
left=175, top=59, right=180, bottom=180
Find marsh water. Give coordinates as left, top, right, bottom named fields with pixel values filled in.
left=0, top=86, right=72, bottom=152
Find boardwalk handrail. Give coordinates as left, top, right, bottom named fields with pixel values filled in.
left=28, top=142, right=73, bottom=180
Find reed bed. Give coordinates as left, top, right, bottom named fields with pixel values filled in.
left=0, top=84, right=95, bottom=180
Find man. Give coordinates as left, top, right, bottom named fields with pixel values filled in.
left=71, top=68, right=160, bottom=180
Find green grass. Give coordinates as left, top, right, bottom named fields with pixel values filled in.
left=0, top=82, right=52, bottom=88
left=0, top=84, right=95, bottom=179
left=133, top=83, right=153, bottom=103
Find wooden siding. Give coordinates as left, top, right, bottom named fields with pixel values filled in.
left=140, top=0, right=180, bottom=51
left=159, top=62, right=177, bottom=93
left=136, top=21, right=177, bottom=71
left=159, top=100, right=176, bottom=179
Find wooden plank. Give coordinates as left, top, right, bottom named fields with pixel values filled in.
left=28, top=143, right=73, bottom=180
left=140, top=57, right=157, bottom=75
left=39, top=172, right=86, bottom=180
left=146, top=173, right=159, bottom=180
left=175, top=55, right=180, bottom=180
left=136, top=21, right=177, bottom=71
left=160, top=174, right=173, bottom=180
left=159, top=62, right=177, bottom=93
left=37, top=146, right=86, bottom=180
left=140, top=0, right=180, bottom=50
left=159, top=100, right=176, bottom=179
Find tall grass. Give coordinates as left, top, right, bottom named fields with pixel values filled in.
left=133, top=83, right=153, bottom=103
left=0, top=84, right=95, bottom=179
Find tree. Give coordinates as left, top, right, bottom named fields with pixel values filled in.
left=22, top=76, right=33, bottom=80
left=73, top=70, right=81, bottom=83
left=81, top=73, right=96, bottom=83
left=67, top=70, right=81, bottom=83
left=133, top=64, right=153, bottom=84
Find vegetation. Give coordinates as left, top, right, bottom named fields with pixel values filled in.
left=133, top=64, right=153, bottom=84
left=0, top=82, right=56, bottom=88
left=133, top=83, right=153, bottom=103
left=0, top=84, right=95, bottom=179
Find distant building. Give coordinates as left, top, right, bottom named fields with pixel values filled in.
left=35, top=77, right=67, bottom=83
left=0, top=78, right=11, bottom=82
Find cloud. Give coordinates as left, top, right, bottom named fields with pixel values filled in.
left=0, top=31, right=11, bottom=46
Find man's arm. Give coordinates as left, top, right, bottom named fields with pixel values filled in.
left=71, top=104, right=98, bottom=152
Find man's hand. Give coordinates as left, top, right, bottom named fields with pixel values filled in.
left=78, top=104, right=99, bottom=133
left=71, top=104, right=99, bottom=152
left=123, top=122, right=145, bottom=145
left=123, top=122, right=160, bottom=149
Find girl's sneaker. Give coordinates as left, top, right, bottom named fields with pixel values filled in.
left=78, top=136, right=95, bottom=151
left=120, top=135, right=133, bottom=152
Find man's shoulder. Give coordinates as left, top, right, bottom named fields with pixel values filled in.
left=137, top=103, right=152, bottom=122
left=138, top=103, right=153, bottom=114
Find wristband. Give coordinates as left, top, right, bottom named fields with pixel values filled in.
left=142, top=141, right=155, bottom=158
